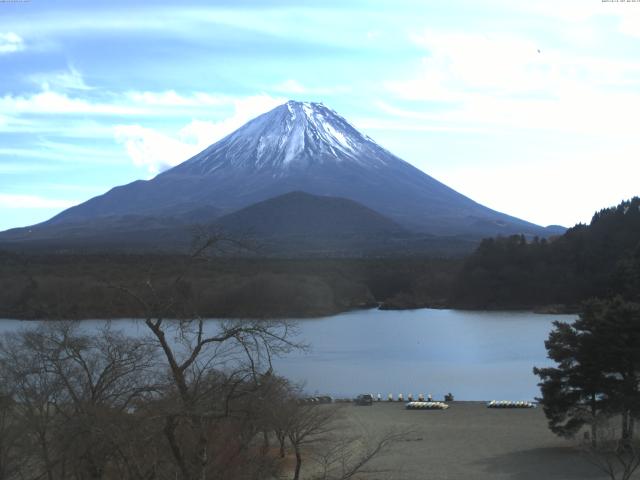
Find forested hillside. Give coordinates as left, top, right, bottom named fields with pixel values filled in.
left=453, top=197, right=640, bottom=309
left=0, top=253, right=460, bottom=319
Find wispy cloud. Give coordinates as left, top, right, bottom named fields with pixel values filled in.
left=618, top=9, right=640, bottom=38
left=0, top=194, right=78, bottom=209
left=126, top=90, right=228, bottom=107
left=0, top=86, right=287, bottom=161
left=486, top=0, right=640, bottom=40
left=0, top=162, right=65, bottom=174
left=1, top=86, right=271, bottom=119
left=0, top=117, right=117, bottom=138
left=0, top=87, right=258, bottom=144
left=0, top=141, right=122, bottom=167
left=272, top=79, right=351, bottom=96
left=0, top=90, right=149, bottom=116
left=0, top=32, right=24, bottom=54
left=437, top=145, right=640, bottom=228
left=383, top=29, right=640, bottom=136
left=354, top=101, right=490, bottom=134
left=274, top=79, right=307, bottom=94
left=0, top=146, right=108, bottom=163
left=114, top=94, right=285, bottom=173
left=114, top=124, right=196, bottom=174
left=30, top=66, right=93, bottom=91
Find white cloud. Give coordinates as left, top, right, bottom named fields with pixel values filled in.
left=489, top=0, right=613, bottom=23
left=0, top=88, right=286, bottom=157
left=0, top=87, right=227, bottom=118
left=115, top=94, right=285, bottom=173
left=0, top=116, right=117, bottom=138
left=618, top=9, right=640, bottom=38
left=407, top=31, right=546, bottom=96
left=366, top=31, right=381, bottom=41
left=0, top=90, right=149, bottom=115
left=0, top=146, right=110, bottom=163
left=489, top=0, right=640, bottom=39
left=0, top=140, right=122, bottom=165
left=0, top=194, right=77, bottom=209
left=0, top=162, right=63, bottom=174
left=178, top=119, right=219, bottom=146
left=273, top=79, right=351, bottom=96
left=433, top=145, right=640, bottom=227
left=184, top=94, right=285, bottom=142
left=0, top=32, right=24, bottom=54
left=31, top=66, right=93, bottom=91
left=275, top=79, right=308, bottom=94
left=353, top=114, right=488, bottom=134
left=0, top=87, right=274, bottom=122
left=384, top=30, right=640, bottom=137
left=126, top=90, right=228, bottom=107
left=114, top=124, right=198, bottom=174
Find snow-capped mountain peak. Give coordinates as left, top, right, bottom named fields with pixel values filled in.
left=26, top=100, right=553, bottom=240
left=173, top=100, right=390, bottom=175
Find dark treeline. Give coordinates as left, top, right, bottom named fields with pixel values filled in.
left=453, top=197, right=640, bottom=310
left=0, top=253, right=461, bottom=320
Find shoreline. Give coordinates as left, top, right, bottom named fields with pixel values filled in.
left=0, top=303, right=581, bottom=321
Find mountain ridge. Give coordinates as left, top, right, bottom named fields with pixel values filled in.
left=1, top=100, right=563, bottom=251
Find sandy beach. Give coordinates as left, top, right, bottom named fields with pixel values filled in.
left=334, top=401, right=608, bottom=480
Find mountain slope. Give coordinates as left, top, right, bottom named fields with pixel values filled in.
left=0, top=100, right=561, bottom=252
left=216, top=191, right=405, bottom=237
left=36, top=101, right=550, bottom=236
left=212, top=191, right=425, bottom=256
left=0, top=192, right=477, bottom=256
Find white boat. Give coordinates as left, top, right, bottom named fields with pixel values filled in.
left=486, top=400, right=536, bottom=409
left=405, top=401, right=449, bottom=410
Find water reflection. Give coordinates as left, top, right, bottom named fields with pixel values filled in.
left=272, top=309, right=574, bottom=401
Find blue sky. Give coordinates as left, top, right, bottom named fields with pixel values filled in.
left=1, top=0, right=639, bottom=231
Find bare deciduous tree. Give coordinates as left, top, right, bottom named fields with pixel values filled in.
left=0, top=322, right=160, bottom=480
left=0, top=392, right=23, bottom=480
left=113, top=235, right=304, bottom=480
left=581, top=419, right=640, bottom=480
left=310, top=429, right=408, bottom=480
left=286, top=403, right=343, bottom=480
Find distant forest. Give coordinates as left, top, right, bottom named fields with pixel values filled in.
left=453, top=197, right=640, bottom=310
left=2, top=198, right=639, bottom=319
left=0, top=254, right=459, bottom=320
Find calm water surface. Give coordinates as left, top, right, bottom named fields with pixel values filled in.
left=0, top=308, right=575, bottom=401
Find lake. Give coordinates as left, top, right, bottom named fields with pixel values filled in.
left=0, top=308, right=575, bottom=401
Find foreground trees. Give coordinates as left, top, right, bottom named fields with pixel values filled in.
left=0, top=320, right=303, bottom=479
left=0, top=237, right=404, bottom=479
left=115, top=239, right=304, bottom=479
left=0, top=323, right=159, bottom=479
left=0, top=320, right=399, bottom=479
left=534, top=297, right=640, bottom=479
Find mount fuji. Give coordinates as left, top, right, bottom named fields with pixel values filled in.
left=0, top=101, right=562, bottom=253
